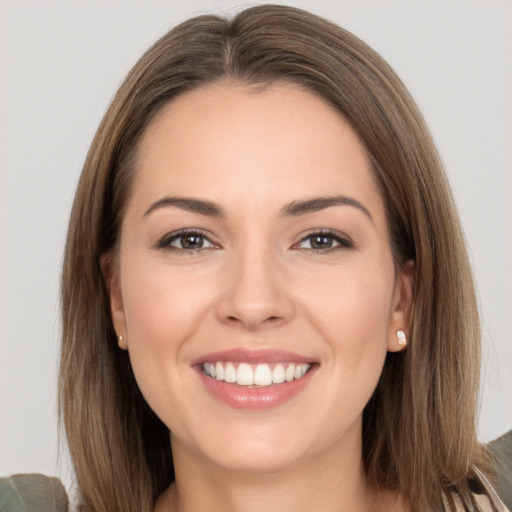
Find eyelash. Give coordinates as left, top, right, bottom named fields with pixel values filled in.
left=155, top=229, right=353, bottom=253
left=293, top=230, right=353, bottom=252
left=155, top=229, right=218, bottom=254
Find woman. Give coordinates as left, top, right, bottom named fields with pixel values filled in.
left=50, top=4, right=509, bottom=511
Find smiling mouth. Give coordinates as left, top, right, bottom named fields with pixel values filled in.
left=201, top=361, right=312, bottom=387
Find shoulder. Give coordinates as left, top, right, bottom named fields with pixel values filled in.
left=488, top=428, right=512, bottom=510
left=443, top=470, right=510, bottom=512
left=0, top=474, right=68, bottom=512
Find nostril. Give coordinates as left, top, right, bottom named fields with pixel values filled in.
left=224, top=313, right=285, bottom=331
left=217, top=283, right=294, bottom=330
left=226, top=315, right=279, bottom=322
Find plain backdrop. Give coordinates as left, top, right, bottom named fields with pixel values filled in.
left=1, top=0, right=511, bottom=485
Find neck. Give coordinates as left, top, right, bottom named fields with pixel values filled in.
left=155, top=428, right=405, bottom=512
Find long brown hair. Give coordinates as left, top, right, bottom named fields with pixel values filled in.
left=60, top=5, right=489, bottom=511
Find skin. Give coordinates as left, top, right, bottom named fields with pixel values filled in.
left=105, top=82, right=413, bottom=512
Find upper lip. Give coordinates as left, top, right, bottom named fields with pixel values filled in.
left=191, top=348, right=315, bottom=366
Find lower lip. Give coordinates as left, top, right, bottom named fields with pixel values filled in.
left=196, top=366, right=316, bottom=410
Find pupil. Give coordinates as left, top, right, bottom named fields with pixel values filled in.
left=311, top=235, right=332, bottom=249
left=182, top=234, right=203, bottom=249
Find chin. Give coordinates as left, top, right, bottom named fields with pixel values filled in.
left=206, top=444, right=305, bottom=474
left=184, top=419, right=320, bottom=475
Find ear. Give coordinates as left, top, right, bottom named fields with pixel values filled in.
left=100, top=252, right=128, bottom=350
left=387, top=260, right=415, bottom=352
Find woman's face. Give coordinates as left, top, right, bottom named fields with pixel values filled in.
left=107, top=82, right=412, bottom=474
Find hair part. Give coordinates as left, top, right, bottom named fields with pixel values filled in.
left=60, top=5, right=490, bottom=511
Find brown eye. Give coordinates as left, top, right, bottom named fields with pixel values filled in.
left=157, top=230, right=216, bottom=251
left=309, top=235, right=335, bottom=249
left=177, top=234, right=205, bottom=249
left=296, top=231, right=353, bottom=251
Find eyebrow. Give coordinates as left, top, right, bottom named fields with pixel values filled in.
left=280, top=195, right=373, bottom=221
left=143, top=197, right=225, bottom=218
left=142, top=194, right=372, bottom=222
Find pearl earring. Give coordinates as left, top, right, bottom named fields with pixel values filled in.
left=396, top=330, right=407, bottom=346
left=118, top=335, right=126, bottom=349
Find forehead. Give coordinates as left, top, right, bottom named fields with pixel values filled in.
left=131, top=81, right=383, bottom=217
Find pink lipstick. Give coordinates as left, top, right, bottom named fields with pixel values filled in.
left=193, top=349, right=317, bottom=410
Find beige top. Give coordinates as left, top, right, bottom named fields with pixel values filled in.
left=443, top=468, right=510, bottom=512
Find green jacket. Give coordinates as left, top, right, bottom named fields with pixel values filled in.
left=489, top=429, right=512, bottom=508
left=0, top=474, right=67, bottom=512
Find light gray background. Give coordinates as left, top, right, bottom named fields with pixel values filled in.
left=1, top=0, right=511, bottom=483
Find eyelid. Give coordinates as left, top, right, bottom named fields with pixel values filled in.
left=154, top=228, right=353, bottom=253
left=292, top=229, right=354, bottom=251
left=155, top=228, right=220, bottom=252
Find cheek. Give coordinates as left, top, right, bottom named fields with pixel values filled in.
left=118, top=260, right=221, bottom=436
left=306, top=257, right=393, bottom=332
left=121, top=257, right=211, bottom=345
left=303, top=260, right=393, bottom=381
left=118, top=256, right=215, bottom=402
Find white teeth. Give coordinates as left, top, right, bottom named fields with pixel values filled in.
left=254, top=364, right=273, bottom=386
left=294, top=364, right=308, bottom=378
left=204, top=363, right=215, bottom=378
left=272, top=363, right=285, bottom=384
left=237, top=363, right=254, bottom=385
left=215, top=362, right=224, bottom=381
left=202, top=361, right=312, bottom=386
left=224, top=362, right=237, bottom=383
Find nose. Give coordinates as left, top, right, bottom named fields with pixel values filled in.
left=216, top=249, right=294, bottom=331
